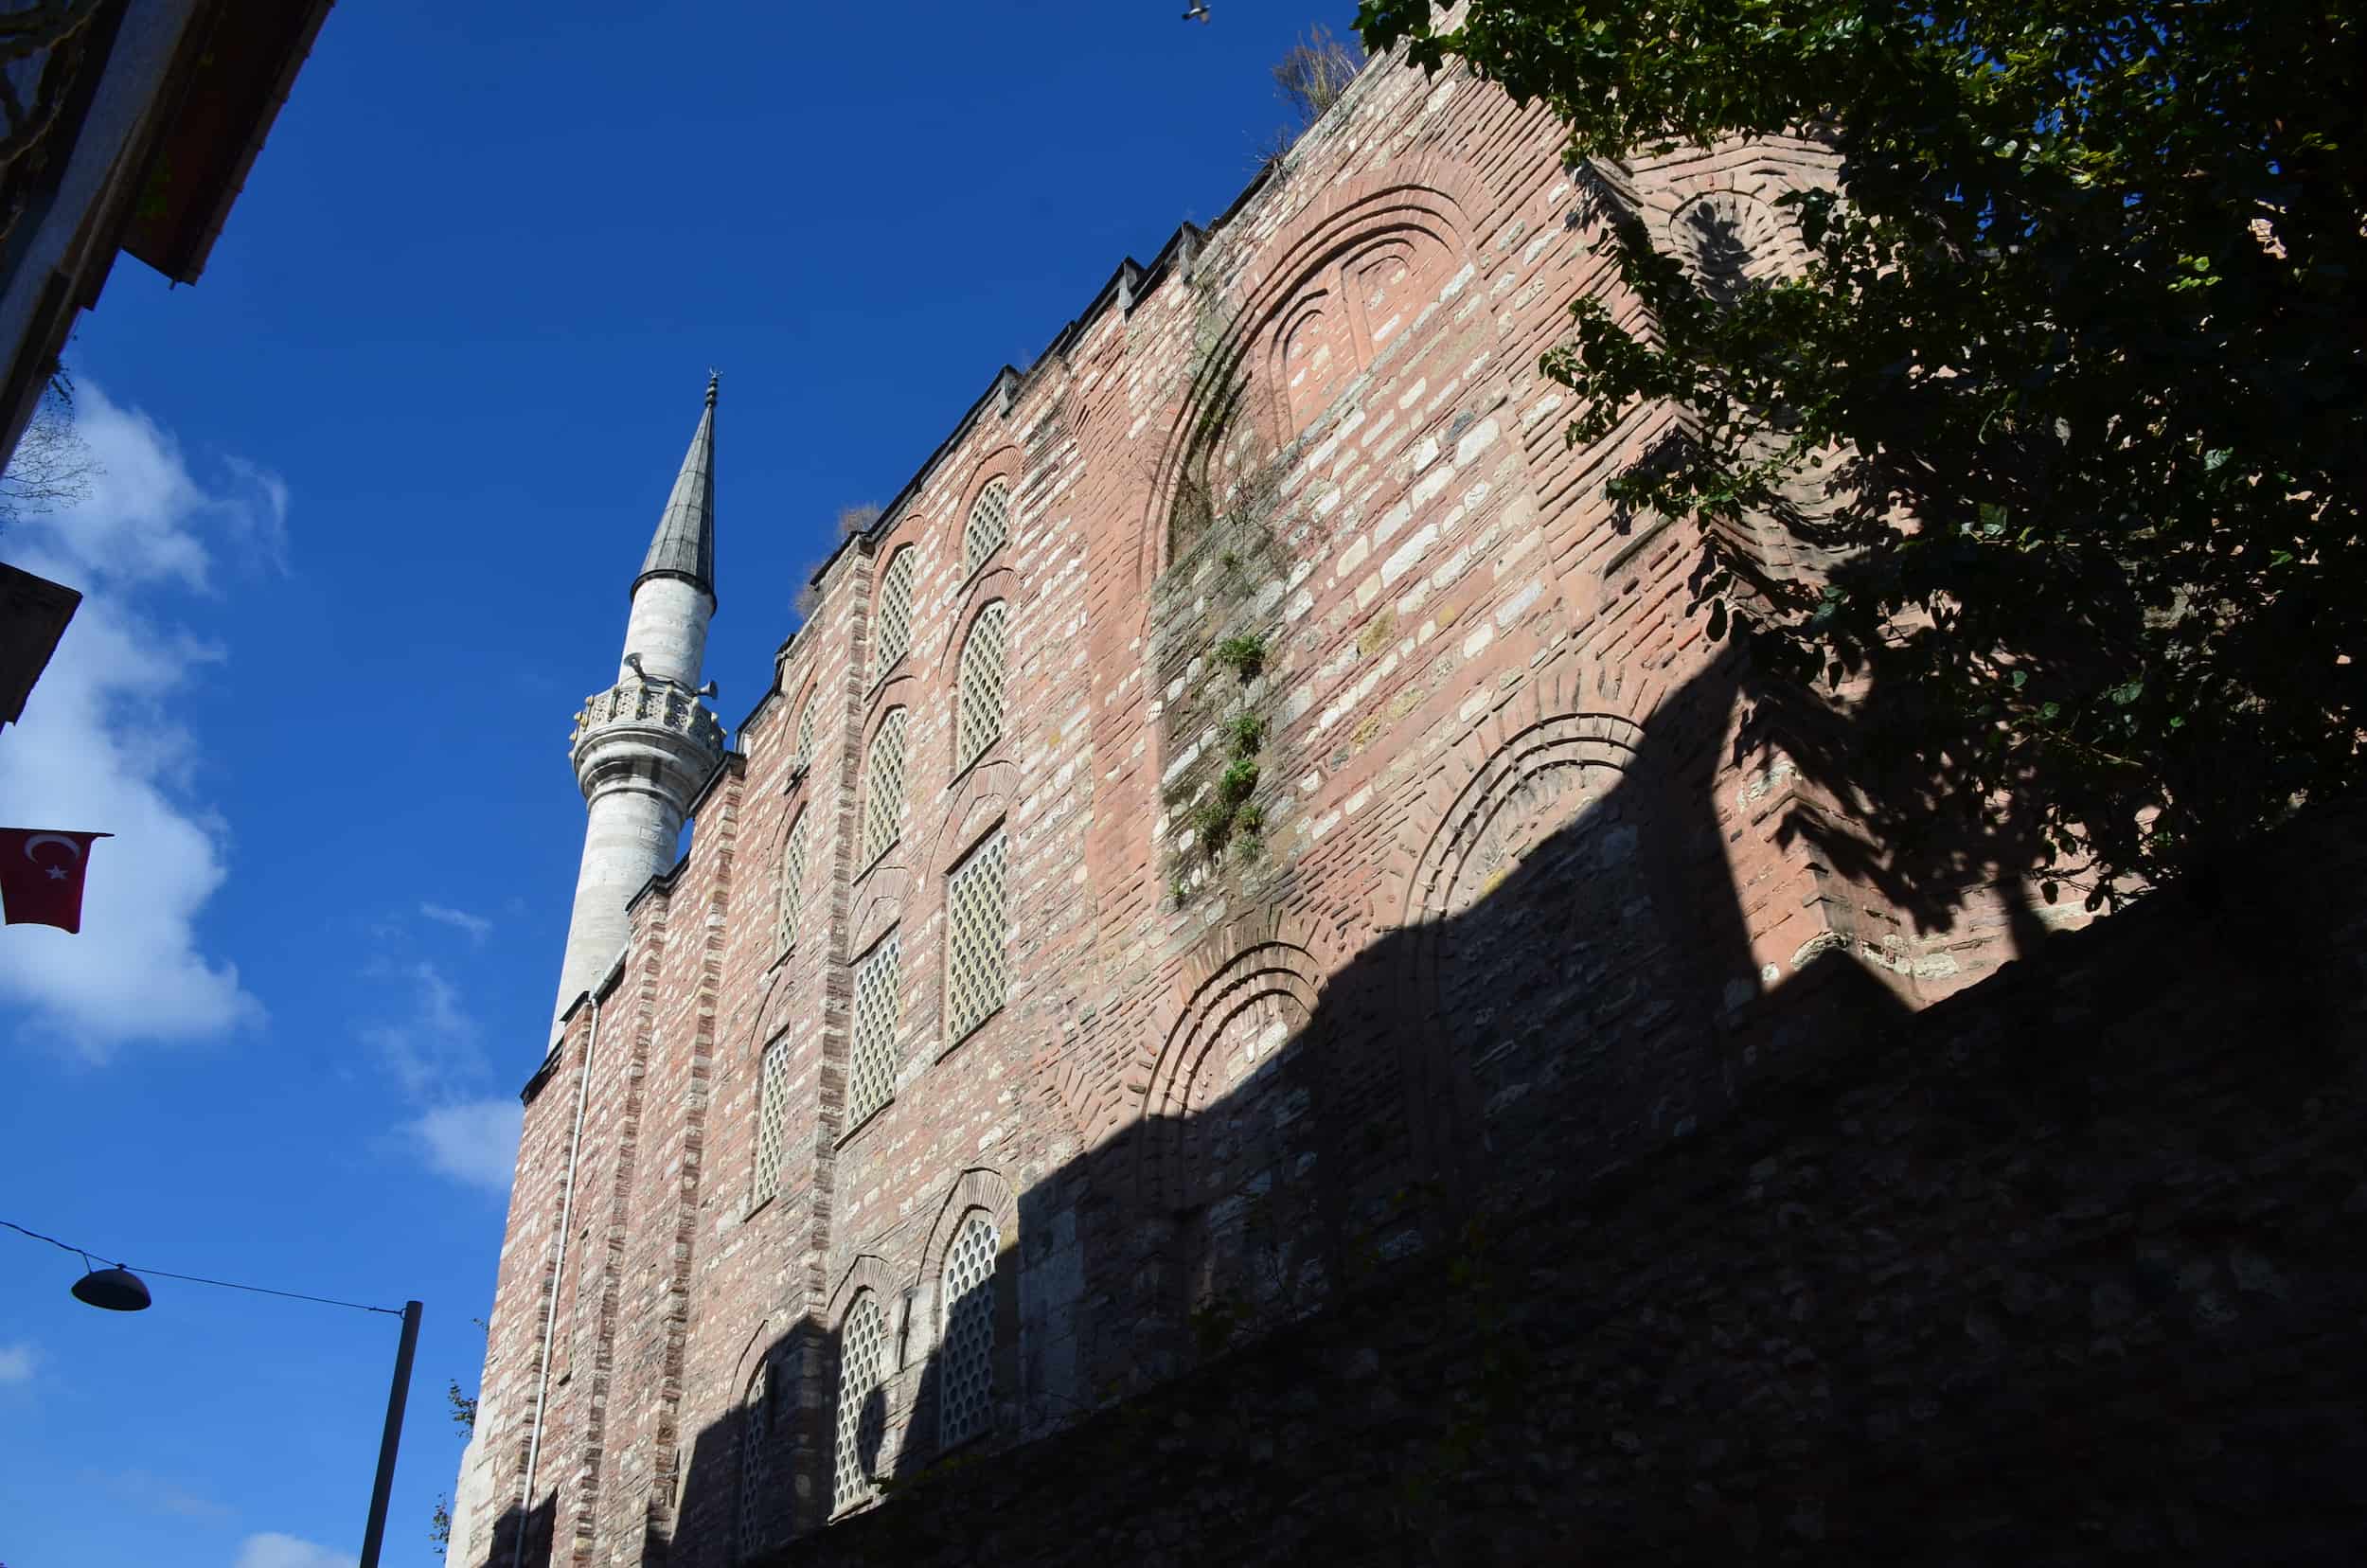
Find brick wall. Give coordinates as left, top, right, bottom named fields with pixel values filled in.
left=454, top=34, right=2129, bottom=1568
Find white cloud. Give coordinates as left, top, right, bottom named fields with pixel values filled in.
left=360, top=959, right=481, bottom=1099
left=0, top=1341, right=34, bottom=1382
left=0, top=383, right=276, bottom=1059
left=410, top=1097, right=524, bottom=1191
left=19, top=385, right=284, bottom=592
left=234, top=1533, right=355, bottom=1568
left=419, top=901, right=493, bottom=943
left=95, top=1467, right=232, bottom=1521
left=358, top=958, right=518, bottom=1193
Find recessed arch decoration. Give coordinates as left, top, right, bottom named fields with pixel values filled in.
left=1130, top=906, right=1412, bottom=1331
left=1393, top=686, right=1710, bottom=1166
left=1402, top=710, right=1652, bottom=928
left=926, top=757, right=1015, bottom=864
left=1664, top=188, right=1795, bottom=304
left=1137, top=157, right=1491, bottom=581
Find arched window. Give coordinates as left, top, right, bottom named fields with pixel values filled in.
left=871, top=548, right=917, bottom=681
left=953, top=601, right=1008, bottom=775
left=962, top=479, right=1011, bottom=575
left=752, top=1026, right=792, bottom=1204
left=937, top=1214, right=1000, bottom=1448
left=775, top=813, right=810, bottom=954
left=792, top=698, right=816, bottom=775
left=944, top=829, right=1007, bottom=1042
left=860, top=709, right=908, bottom=868
left=831, top=1292, right=887, bottom=1513
left=737, top=1358, right=774, bottom=1559
left=845, top=932, right=902, bottom=1129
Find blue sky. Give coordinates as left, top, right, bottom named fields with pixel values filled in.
left=0, top=5, right=1362, bottom=1564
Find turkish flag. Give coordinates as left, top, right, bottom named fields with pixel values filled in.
left=0, top=829, right=112, bottom=934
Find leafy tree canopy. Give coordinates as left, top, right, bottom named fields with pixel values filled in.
left=1359, top=0, right=2363, bottom=909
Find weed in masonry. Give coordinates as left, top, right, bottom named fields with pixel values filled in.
left=1215, top=634, right=1266, bottom=681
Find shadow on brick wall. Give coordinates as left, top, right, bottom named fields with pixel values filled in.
left=485, top=651, right=2367, bottom=1566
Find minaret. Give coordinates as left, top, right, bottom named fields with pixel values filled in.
left=549, top=374, right=726, bottom=1040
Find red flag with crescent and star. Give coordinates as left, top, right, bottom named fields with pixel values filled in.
left=0, top=829, right=112, bottom=934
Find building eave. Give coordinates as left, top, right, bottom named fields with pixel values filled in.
left=120, top=0, right=338, bottom=284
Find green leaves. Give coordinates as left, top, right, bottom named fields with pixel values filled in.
left=1356, top=0, right=2365, bottom=900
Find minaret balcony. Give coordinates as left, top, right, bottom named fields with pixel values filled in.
left=570, top=674, right=726, bottom=760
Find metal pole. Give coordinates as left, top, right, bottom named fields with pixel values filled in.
left=360, top=1299, right=424, bottom=1568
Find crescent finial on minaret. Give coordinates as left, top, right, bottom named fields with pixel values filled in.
left=704, top=369, right=719, bottom=407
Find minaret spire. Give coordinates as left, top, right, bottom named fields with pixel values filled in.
left=547, top=375, right=727, bottom=1042
left=636, top=371, right=718, bottom=605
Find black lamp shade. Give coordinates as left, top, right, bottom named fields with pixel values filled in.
left=71, top=1266, right=151, bottom=1311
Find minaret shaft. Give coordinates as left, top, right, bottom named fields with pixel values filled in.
left=619, top=576, right=710, bottom=686
left=548, top=377, right=722, bottom=1041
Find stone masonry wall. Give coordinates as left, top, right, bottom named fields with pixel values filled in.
left=454, top=31, right=2114, bottom=1568
left=749, top=805, right=2367, bottom=1568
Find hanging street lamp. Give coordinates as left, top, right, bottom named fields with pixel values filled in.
left=7, top=1219, right=422, bottom=1568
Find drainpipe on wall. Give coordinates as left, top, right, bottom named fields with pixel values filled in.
left=512, top=991, right=601, bottom=1568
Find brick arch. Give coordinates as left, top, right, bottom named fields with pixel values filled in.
left=756, top=788, right=816, bottom=890
left=1119, top=908, right=1339, bottom=1112
left=746, top=961, right=797, bottom=1062
left=770, top=677, right=822, bottom=774
left=861, top=672, right=917, bottom=734
left=724, top=1310, right=795, bottom=1396
left=848, top=871, right=907, bottom=962
left=1399, top=710, right=1654, bottom=929
left=912, top=1167, right=1018, bottom=1302
left=952, top=444, right=1026, bottom=585
left=1126, top=905, right=1368, bottom=1218
left=1386, top=654, right=1711, bottom=1170
left=921, top=756, right=1014, bottom=876
left=1132, top=155, right=1494, bottom=597
left=934, top=571, right=1018, bottom=680
left=822, top=1254, right=899, bottom=1328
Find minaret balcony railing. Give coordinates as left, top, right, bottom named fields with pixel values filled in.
left=571, top=675, right=726, bottom=755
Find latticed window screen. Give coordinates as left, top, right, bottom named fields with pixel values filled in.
left=937, top=1215, right=1000, bottom=1448
left=738, top=1359, right=772, bottom=1559
left=871, top=548, right=917, bottom=680
left=832, top=1293, right=886, bottom=1512
left=752, top=1030, right=792, bottom=1205
left=944, top=831, right=1008, bottom=1042
left=954, top=602, right=1008, bottom=775
left=845, top=934, right=902, bottom=1128
left=963, top=480, right=1011, bottom=574
left=792, top=699, right=816, bottom=774
left=775, top=813, right=810, bottom=954
left=860, top=709, right=908, bottom=867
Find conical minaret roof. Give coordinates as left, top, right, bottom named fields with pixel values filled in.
left=634, top=373, right=718, bottom=603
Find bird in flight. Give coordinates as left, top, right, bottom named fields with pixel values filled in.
left=1183, top=3, right=1209, bottom=20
